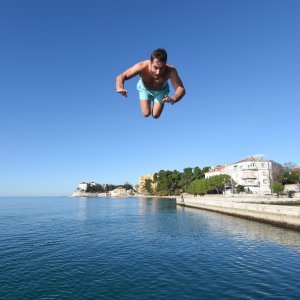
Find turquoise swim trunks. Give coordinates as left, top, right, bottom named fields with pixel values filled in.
left=137, top=79, right=170, bottom=104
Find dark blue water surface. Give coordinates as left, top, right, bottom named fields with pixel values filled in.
left=1, top=197, right=300, bottom=299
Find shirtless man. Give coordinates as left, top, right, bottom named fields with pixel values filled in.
left=116, top=48, right=185, bottom=119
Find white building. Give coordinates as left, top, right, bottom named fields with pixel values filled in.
left=205, top=157, right=273, bottom=194
left=78, top=182, right=88, bottom=191
left=109, top=186, right=127, bottom=197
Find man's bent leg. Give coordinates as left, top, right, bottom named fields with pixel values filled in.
left=152, top=102, right=164, bottom=119
left=140, top=100, right=151, bottom=117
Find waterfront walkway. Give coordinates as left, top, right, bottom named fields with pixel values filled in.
left=177, top=195, right=300, bottom=230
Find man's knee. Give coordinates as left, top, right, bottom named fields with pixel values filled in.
left=143, top=111, right=151, bottom=117
left=152, top=103, right=163, bottom=119
left=152, top=112, right=161, bottom=119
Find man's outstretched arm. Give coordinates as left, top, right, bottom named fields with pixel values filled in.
left=164, top=68, right=186, bottom=104
left=116, top=62, right=144, bottom=97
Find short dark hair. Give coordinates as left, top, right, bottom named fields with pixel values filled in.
left=151, top=48, right=167, bottom=63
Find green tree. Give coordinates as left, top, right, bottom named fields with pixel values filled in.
left=156, top=170, right=173, bottom=196
left=193, top=166, right=203, bottom=180
left=153, top=173, right=159, bottom=184
left=170, top=170, right=181, bottom=195
left=180, top=167, right=194, bottom=192
left=237, top=185, right=245, bottom=193
left=103, top=184, right=116, bottom=192
left=144, top=178, right=153, bottom=195
left=209, top=175, right=231, bottom=194
left=188, top=175, right=231, bottom=195
left=202, top=166, right=211, bottom=174
left=282, top=172, right=300, bottom=184
left=123, top=182, right=133, bottom=190
left=272, top=182, right=284, bottom=196
left=151, top=166, right=212, bottom=195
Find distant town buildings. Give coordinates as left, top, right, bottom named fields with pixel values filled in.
left=205, top=157, right=273, bottom=194
left=73, top=182, right=134, bottom=197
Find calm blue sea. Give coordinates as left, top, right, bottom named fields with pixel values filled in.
left=0, top=197, right=300, bottom=300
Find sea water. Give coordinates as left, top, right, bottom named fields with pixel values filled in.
left=0, top=197, right=300, bottom=299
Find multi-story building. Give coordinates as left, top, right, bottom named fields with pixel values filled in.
left=205, top=157, right=273, bottom=194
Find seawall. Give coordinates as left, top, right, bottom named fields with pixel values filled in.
left=177, top=195, right=300, bottom=230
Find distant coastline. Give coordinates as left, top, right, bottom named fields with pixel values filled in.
left=71, top=190, right=175, bottom=199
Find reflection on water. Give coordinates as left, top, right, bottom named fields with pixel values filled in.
left=75, top=197, right=300, bottom=251
left=77, top=198, right=87, bottom=221
left=137, top=197, right=177, bottom=215
left=177, top=205, right=300, bottom=251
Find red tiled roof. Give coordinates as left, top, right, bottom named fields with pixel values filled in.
left=207, top=166, right=225, bottom=172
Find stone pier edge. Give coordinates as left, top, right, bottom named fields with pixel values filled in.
left=176, top=196, right=300, bottom=231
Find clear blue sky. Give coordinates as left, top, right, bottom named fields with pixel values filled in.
left=1, top=0, right=299, bottom=196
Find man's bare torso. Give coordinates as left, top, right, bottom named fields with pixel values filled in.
left=139, top=60, right=173, bottom=91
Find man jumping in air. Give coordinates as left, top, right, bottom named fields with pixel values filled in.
left=116, top=48, right=186, bottom=119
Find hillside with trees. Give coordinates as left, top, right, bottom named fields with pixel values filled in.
left=143, top=166, right=210, bottom=196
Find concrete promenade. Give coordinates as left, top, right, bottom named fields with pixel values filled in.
left=177, top=195, right=300, bottom=230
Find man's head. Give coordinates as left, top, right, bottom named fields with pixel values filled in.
left=150, top=48, right=167, bottom=79
left=151, top=48, right=167, bottom=63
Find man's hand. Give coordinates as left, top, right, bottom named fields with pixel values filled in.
left=116, top=88, right=128, bottom=97
left=163, top=95, right=176, bottom=105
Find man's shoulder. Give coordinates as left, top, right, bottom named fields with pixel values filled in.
left=166, top=63, right=176, bottom=71
left=133, top=60, right=150, bottom=71
left=166, top=64, right=177, bottom=77
left=137, top=60, right=150, bottom=67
